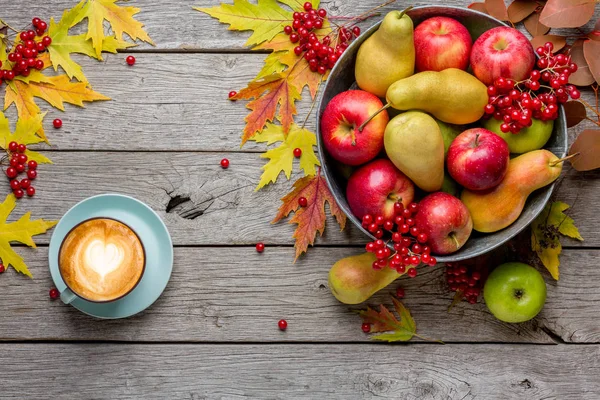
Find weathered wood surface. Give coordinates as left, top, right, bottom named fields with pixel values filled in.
left=2, top=343, right=600, bottom=399
left=1, top=247, right=599, bottom=343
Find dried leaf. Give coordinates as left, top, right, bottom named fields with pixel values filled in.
left=539, top=0, right=595, bottom=28
left=0, top=194, right=57, bottom=277
left=569, top=39, right=595, bottom=86
left=524, top=12, right=550, bottom=36
left=507, top=0, right=539, bottom=23
left=0, top=112, right=52, bottom=164
left=468, top=2, right=488, bottom=14
left=273, top=174, right=346, bottom=260
left=563, top=101, right=588, bottom=128
left=589, top=31, right=600, bottom=42
left=569, top=129, right=600, bottom=171
left=531, top=201, right=582, bottom=280
left=530, top=35, right=566, bottom=53
left=359, top=298, right=416, bottom=342
left=485, top=0, right=509, bottom=21
left=255, top=123, right=320, bottom=190
left=583, top=39, right=600, bottom=84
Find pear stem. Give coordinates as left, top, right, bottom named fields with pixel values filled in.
left=550, top=153, right=580, bottom=167
left=398, top=5, right=414, bottom=19
left=358, top=103, right=391, bottom=132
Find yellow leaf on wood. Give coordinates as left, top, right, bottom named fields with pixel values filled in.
left=0, top=112, right=52, bottom=164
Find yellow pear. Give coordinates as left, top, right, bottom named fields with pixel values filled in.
left=328, top=252, right=399, bottom=305
left=384, top=111, right=444, bottom=192
left=355, top=8, right=415, bottom=98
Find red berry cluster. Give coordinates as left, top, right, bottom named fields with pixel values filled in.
left=484, top=42, right=580, bottom=134
left=0, top=18, right=52, bottom=84
left=3, top=141, right=38, bottom=199
left=445, top=263, right=486, bottom=304
left=363, top=202, right=437, bottom=278
left=284, top=2, right=361, bottom=75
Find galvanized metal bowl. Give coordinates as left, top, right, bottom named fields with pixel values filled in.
left=316, top=5, right=568, bottom=262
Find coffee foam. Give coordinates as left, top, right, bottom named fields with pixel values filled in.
left=59, top=219, right=145, bottom=302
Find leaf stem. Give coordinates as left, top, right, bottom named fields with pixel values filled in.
left=301, top=81, right=322, bottom=129
left=580, top=99, right=600, bottom=118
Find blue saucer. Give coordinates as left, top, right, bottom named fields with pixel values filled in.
left=48, top=194, right=173, bottom=319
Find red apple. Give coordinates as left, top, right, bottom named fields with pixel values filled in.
left=414, top=16, right=472, bottom=72
left=447, top=128, right=510, bottom=191
left=470, top=26, right=535, bottom=86
left=320, top=90, right=389, bottom=166
left=346, top=158, right=415, bottom=221
left=414, top=192, right=473, bottom=255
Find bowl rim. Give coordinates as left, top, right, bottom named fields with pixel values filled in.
left=316, top=5, right=568, bottom=262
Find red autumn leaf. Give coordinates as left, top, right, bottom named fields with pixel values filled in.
left=273, top=174, right=346, bottom=260
left=524, top=12, right=550, bottom=36
left=485, top=0, right=509, bottom=21
left=468, top=2, right=488, bottom=14
left=530, top=35, right=567, bottom=53
left=563, top=101, right=588, bottom=128
left=569, top=130, right=600, bottom=171
left=583, top=39, right=600, bottom=84
left=358, top=298, right=416, bottom=341
left=235, top=73, right=301, bottom=145
left=569, top=39, right=596, bottom=86
left=507, top=0, right=539, bottom=23
left=539, top=0, right=596, bottom=28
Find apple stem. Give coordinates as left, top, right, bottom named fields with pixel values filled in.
left=449, top=233, right=460, bottom=249
left=358, top=103, right=391, bottom=132
left=398, top=5, right=414, bottom=19
left=474, top=133, right=480, bottom=147
left=550, top=153, right=580, bottom=167
left=388, top=194, right=401, bottom=202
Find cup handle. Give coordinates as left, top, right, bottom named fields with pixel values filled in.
left=60, top=288, right=77, bottom=304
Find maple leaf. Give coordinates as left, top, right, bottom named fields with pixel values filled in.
left=359, top=298, right=423, bottom=342
left=531, top=201, right=583, bottom=280
left=0, top=194, right=57, bottom=277
left=256, top=52, right=286, bottom=79
left=69, top=0, right=153, bottom=58
left=4, top=75, right=110, bottom=136
left=253, top=123, right=320, bottom=190
left=273, top=174, right=346, bottom=260
left=0, top=112, right=52, bottom=164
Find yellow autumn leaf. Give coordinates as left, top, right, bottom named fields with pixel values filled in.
left=255, top=123, right=320, bottom=190
left=0, top=194, right=57, bottom=277
left=69, top=0, right=153, bottom=58
left=0, top=112, right=52, bottom=164
left=256, top=52, right=286, bottom=79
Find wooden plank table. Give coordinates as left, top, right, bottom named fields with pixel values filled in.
left=1, top=1, right=600, bottom=398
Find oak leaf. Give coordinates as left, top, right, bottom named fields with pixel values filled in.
left=0, top=112, right=52, bottom=164
left=254, top=123, right=320, bottom=190
left=359, top=298, right=430, bottom=342
left=531, top=201, right=583, bottom=280
left=0, top=194, right=57, bottom=277
left=569, top=129, right=600, bottom=171
left=539, top=0, right=596, bottom=29
left=273, top=174, right=345, bottom=260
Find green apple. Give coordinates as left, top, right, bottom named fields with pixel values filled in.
left=482, top=118, right=553, bottom=154
left=483, top=262, right=547, bottom=323
left=436, top=119, right=462, bottom=160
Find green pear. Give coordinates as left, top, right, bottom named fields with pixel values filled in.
left=355, top=8, right=415, bottom=98
left=384, top=111, right=444, bottom=192
left=436, top=119, right=462, bottom=160
left=328, top=252, right=399, bottom=304
left=441, top=172, right=461, bottom=197
left=482, top=118, right=554, bottom=154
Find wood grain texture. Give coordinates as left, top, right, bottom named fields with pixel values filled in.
left=2, top=343, right=600, bottom=399
left=1, top=246, right=598, bottom=343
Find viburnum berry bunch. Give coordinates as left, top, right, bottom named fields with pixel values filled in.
left=363, top=201, right=437, bottom=278
left=0, top=17, right=52, bottom=84
left=285, top=2, right=361, bottom=75
left=2, top=141, right=38, bottom=199
left=445, top=263, right=486, bottom=304
left=484, top=41, right=581, bottom=134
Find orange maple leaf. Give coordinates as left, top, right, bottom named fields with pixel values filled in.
left=273, top=173, right=346, bottom=260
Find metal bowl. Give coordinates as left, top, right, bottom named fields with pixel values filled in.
left=316, top=5, right=568, bottom=262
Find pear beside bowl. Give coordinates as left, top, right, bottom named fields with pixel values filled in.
left=316, top=5, right=568, bottom=262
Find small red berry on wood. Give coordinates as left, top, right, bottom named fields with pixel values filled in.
left=53, top=118, right=62, bottom=129
left=220, top=158, right=229, bottom=169
left=361, top=323, right=371, bottom=333
left=49, top=288, right=60, bottom=300
left=256, top=242, right=265, bottom=253
left=126, top=55, right=136, bottom=66
left=278, top=319, right=287, bottom=331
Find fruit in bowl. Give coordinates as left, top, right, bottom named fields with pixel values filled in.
left=483, top=118, right=554, bottom=154
left=320, top=90, right=389, bottom=166
left=414, top=16, right=472, bottom=72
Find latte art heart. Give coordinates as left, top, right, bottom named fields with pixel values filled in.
left=59, top=219, right=145, bottom=302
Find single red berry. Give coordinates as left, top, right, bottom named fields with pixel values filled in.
left=26, top=186, right=35, bottom=197
left=4, top=71, right=14, bottom=80
left=8, top=141, right=18, bottom=152
left=53, top=118, right=62, bottom=129
left=0, top=263, right=4, bottom=273
left=396, top=287, right=405, bottom=299
left=407, top=268, right=417, bottom=278
left=278, top=319, right=288, bottom=330
left=361, top=322, right=371, bottom=333
left=13, top=189, right=24, bottom=199
left=298, top=196, right=308, bottom=207
left=27, top=160, right=37, bottom=170
left=17, top=144, right=26, bottom=153
left=35, top=59, right=44, bottom=70
left=18, top=154, right=27, bottom=164
left=32, top=17, right=41, bottom=26
left=293, top=147, right=302, bottom=158
left=284, top=25, right=292, bottom=35
left=256, top=242, right=265, bottom=253
left=228, top=91, right=237, bottom=100
left=42, top=36, right=52, bottom=47
left=290, top=33, right=299, bottom=43
left=303, top=2, right=312, bottom=11
left=36, top=42, right=45, bottom=52
left=16, top=163, right=25, bottom=173
left=417, top=233, right=428, bottom=243
left=25, top=40, right=35, bottom=49
left=9, top=180, right=20, bottom=190
left=352, top=26, right=361, bottom=36
left=20, top=178, right=31, bottom=189
left=37, top=21, right=47, bottom=31
left=20, top=32, right=29, bottom=41
left=49, top=288, right=60, bottom=300
left=126, top=55, right=136, bottom=66
left=318, top=8, right=327, bottom=18
left=9, top=157, right=19, bottom=167
left=27, top=169, right=37, bottom=180
left=5, top=167, right=17, bottom=178
left=220, top=158, right=229, bottom=169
